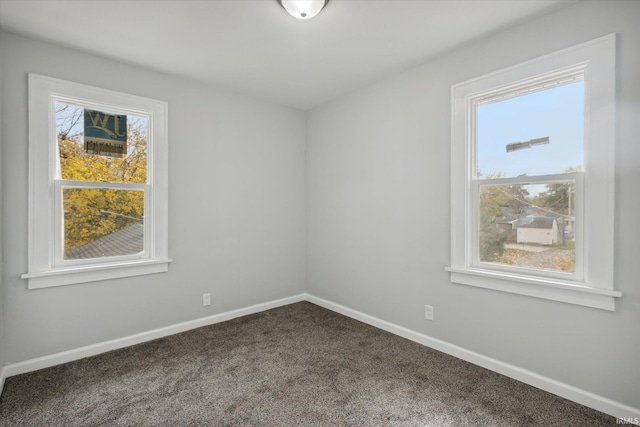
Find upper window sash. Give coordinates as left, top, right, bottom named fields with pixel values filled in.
left=472, top=70, right=585, bottom=108
left=53, top=97, right=151, bottom=184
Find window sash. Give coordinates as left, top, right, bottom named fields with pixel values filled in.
left=473, top=69, right=585, bottom=107
left=52, top=95, right=151, bottom=185
left=53, top=180, right=152, bottom=267
left=470, top=173, right=584, bottom=282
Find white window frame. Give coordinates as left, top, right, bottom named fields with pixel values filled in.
left=447, top=34, right=620, bottom=311
left=23, top=74, right=171, bottom=289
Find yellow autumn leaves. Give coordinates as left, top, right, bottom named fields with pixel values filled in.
left=60, top=122, right=148, bottom=253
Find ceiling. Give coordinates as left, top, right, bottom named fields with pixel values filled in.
left=0, top=0, right=574, bottom=110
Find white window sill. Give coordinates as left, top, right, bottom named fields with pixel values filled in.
left=445, top=267, right=621, bottom=311
left=22, top=259, right=172, bottom=289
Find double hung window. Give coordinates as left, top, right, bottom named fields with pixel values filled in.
left=448, top=35, right=619, bottom=310
left=23, top=75, right=170, bottom=288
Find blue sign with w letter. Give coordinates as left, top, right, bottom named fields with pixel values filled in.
left=84, top=109, right=127, bottom=158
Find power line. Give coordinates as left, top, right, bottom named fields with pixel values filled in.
left=493, top=186, right=573, bottom=219
left=65, top=201, right=143, bottom=222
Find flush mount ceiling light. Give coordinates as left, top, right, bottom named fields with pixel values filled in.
left=278, top=0, right=329, bottom=20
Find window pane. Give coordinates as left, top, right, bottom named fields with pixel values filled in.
left=55, top=102, right=148, bottom=184
left=63, top=188, right=144, bottom=260
left=479, top=182, right=575, bottom=273
left=476, top=80, right=584, bottom=179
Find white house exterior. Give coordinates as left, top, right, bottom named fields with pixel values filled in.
left=516, top=216, right=559, bottom=245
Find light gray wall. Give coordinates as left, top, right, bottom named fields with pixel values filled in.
left=1, top=32, right=306, bottom=363
left=306, top=0, right=640, bottom=410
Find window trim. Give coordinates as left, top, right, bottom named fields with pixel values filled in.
left=23, top=74, right=171, bottom=289
left=448, top=34, right=619, bottom=311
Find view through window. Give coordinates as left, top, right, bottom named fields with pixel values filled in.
left=56, top=102, right=148, bottom=260
left=475, top=79, right=584, bottom=274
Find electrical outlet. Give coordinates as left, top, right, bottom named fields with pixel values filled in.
left=424, top=305, right=434, bottom=321
left=203, top=293, right=211, bottom=307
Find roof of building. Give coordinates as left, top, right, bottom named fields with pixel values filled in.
left=64, top=223, right=143, bottom=260
left=515, top=216, right=556, bottom=229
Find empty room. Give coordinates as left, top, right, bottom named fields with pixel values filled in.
left=0, top=0, right=638, bottom=425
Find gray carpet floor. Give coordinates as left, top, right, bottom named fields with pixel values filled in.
left=0, top=301, right=615, bottom=426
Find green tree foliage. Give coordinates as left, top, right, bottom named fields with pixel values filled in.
left=479, top=211, right=508, bottom=262
left=478, top=172, right=510, bottom=261
left=478, top=172, right=509, bottom=217
left=58, top=113, right=147, bottom=253
left=538, top=166, right=581, bottom=213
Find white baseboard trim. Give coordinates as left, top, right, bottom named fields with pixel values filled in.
left=305, top=293, right=640, bottom=423
left=0, top=366, right=6, bottom=397
left=3, top=293, right=305, bottom=379
left=3, top=292, right=638, bottom=424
